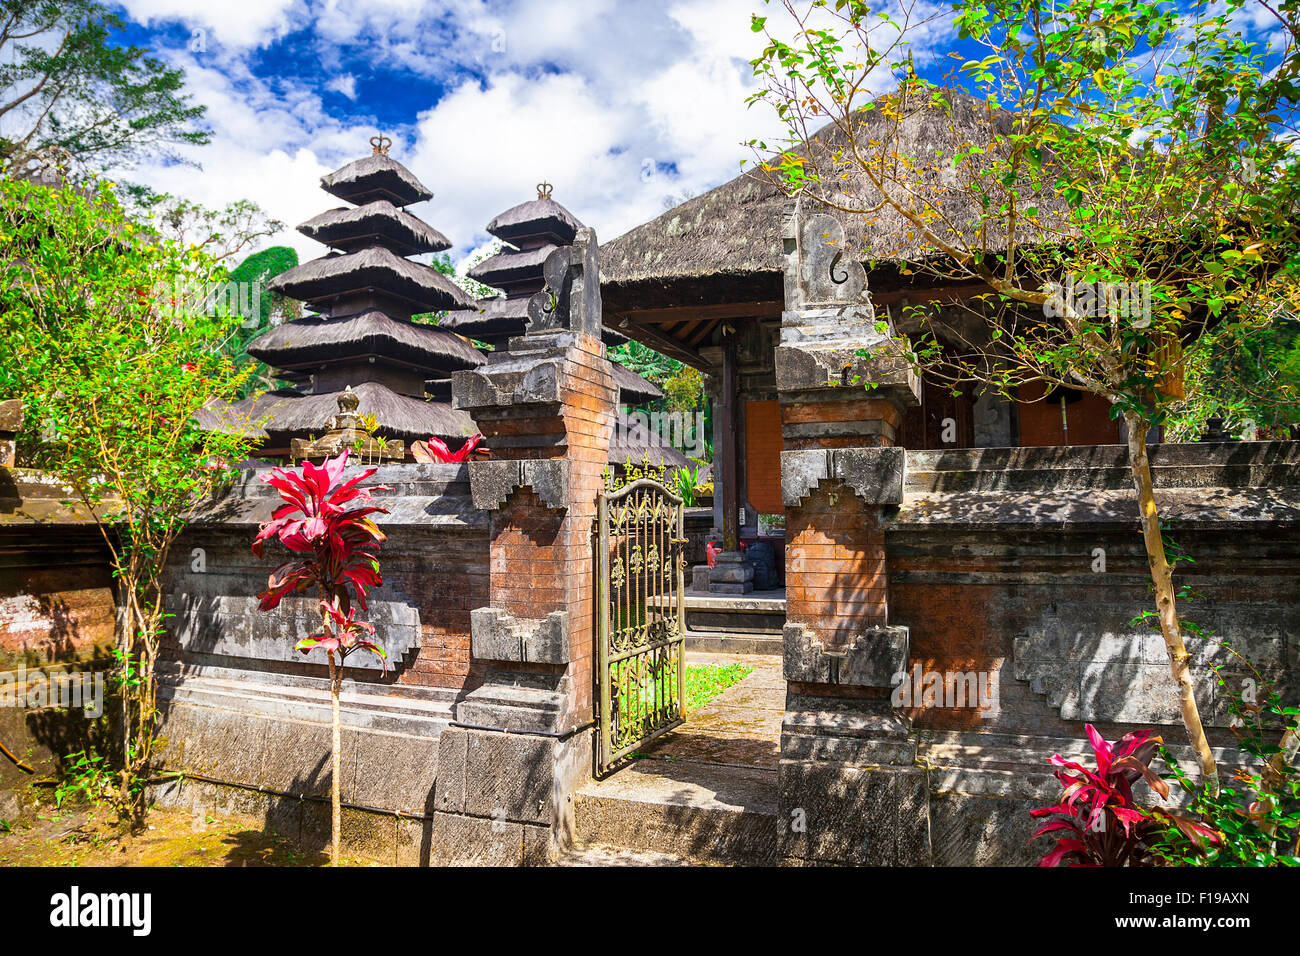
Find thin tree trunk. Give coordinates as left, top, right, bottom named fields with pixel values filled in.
left=1124, top=411, right=1220, bottom=797
left=328, top=650, right=341, bottom=866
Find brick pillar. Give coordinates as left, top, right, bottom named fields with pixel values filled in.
left=433, top=228, right=617, bottom=865
left=774, top=205, right=930, bottom=865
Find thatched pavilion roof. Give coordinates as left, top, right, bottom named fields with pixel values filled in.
left=320, top=153, right=433, bottom=207
left=223, top=383, right=476, bottom=443
left=268, top=246, right=477, bottom=313
left=298, top=201, right=452, bottom=255
left=246, top=310, right=484, bottom=374
left=601, top=92, right=1061, bottom=291
left=486, top=196, right=581, bottom=244
left=467, top=243, right=557, bottom=289
left=610, top=362, right=663, bottom=404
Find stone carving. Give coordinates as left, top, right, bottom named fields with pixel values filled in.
left=1014, top=602, right=1293, bottom=725
left=467, top=458, right=569, bottom=512
left=783, top=622, right=910, bottom=688
left=470, top=607, right=570, bottom=664
left=799, top=212, right=866, bottom=305
left=781, top=447, right=907, bottom=507
left=526, top=226, right=602, bottom=338
left=288, top=387, right=405, bottom=463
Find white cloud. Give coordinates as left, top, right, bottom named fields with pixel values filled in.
left=108, top=0, right=956, bottom=268
left=115, top=0, right=302, bottom=49
left=325, top=74, right=358, bottom=99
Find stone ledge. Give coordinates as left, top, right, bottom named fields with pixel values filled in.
left=470, top=607, right=569, bottom=664
left=781, top=446, right=906, bottom=507
left=783, top=622, right=910, bottom=687
left=468, top=458, right=569, bottom=511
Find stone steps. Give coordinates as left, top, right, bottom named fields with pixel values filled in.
left=574, top=757, right=781, bottom=865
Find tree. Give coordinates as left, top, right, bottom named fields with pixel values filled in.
left=750, top=0, right=1300, bottom=795
left=0, top=0, right=209, bottom=176
left=253, top=451, right=390, bottom=866
left=0, top=177, right=256, bottom=825
left=222, top=245, right=302, bottom=399
left=122, top=186, right=285, bottom=264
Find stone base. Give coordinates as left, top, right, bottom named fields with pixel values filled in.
left=778, top=693, right=930, bottom=865
left=708, top=550, right=754, bottom=594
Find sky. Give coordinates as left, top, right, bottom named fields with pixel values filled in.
left=96, top=0, right=958, bottom=266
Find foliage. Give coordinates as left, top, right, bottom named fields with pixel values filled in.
left=749, top=0, right=1300, bottom=796
left=684, top=662, right=752, bottom=713
left=1151, top=671, right=1300, bottom=866
left=53, top=750, right=116, bottom=809
left=0, top=0, right=209, bottom=176
left=411, top=433, right=484, bottom=463
left=1030, top=724, right=1220, bottom=866
left=1168, top=290, right=1300, bottom=440
left=670, top=463, right=705, bottom=506
left=0, top=177, right=257, bottom=827
left=252, top=450, right=390, bottom=863
left=662, top=364, right=705, bottom=412
left=609, top=340, right=683, bottom=385
left=415, top=250, right=500, bottom=326
left=221, top=245, right=301, bottom=398
left=122, top=186, right=285, bottom=264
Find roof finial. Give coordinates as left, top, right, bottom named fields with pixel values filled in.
left=537, top=181, right=553, bottom=200
left=370, top=134, right=392, bottom=156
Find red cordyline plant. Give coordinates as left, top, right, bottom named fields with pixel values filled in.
left=1031, top=724, right=1221, bottom=867
left=252, top=449, right=390, bottom=865
left=413, top=432, right=483, bottom=463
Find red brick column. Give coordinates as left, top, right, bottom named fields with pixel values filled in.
left=432, top=228, right=617, bottom=865
left=774, top=205, right=929, bottom=865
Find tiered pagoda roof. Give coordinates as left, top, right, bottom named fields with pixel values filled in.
left=212, top=137, right=483, bottom=455
left=442, top=185, right=661, bottom=405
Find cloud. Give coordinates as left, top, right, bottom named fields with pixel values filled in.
left=325, top=74, right=358, bottom=99
left=115, top=0, right=303, bottom=49
left=107, top=0, right=957, bottom=270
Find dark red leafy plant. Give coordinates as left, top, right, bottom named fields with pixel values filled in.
left=1031, top=724, right=1221, bottom=867
left=252, top=449, right=390, bottom=864
left=412, top=432, right=483, bottom=463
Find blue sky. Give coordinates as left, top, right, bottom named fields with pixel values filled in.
left=96, top=1, right=962, bottom=265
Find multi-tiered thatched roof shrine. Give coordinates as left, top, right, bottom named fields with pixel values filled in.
left=442, top=184, right=662, bottom=406
left=216, top=137, right=485, bottom=459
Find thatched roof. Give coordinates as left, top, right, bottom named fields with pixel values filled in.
left=269, top=246, right=477, bottom=313
left=441, top=296, right=630, bottom=349
left=600, top=91, right=1067, bottom=295
left=467, top=244, right=556, bottom=288
left=320, top=154, right=433, bottom=207
left=298, top=201, right=451, bottom=255
left=487, top=196, right=581, bottom=244
left=246, top=310, right=484, bottom=373
left=610, top=410, right=692, bottom=470
left=610, top=362, right=663, bottom=404
left=224, top=383, right=477, bottom=443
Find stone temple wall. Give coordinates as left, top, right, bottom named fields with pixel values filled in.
left=150, top=462, right=490, bottom=863
left=886, top=441, right=1300, bottom=865
left=0, top=468, right=118, bottom=820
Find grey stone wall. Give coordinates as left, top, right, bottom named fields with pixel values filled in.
left=151, top=463, right=490, bottom=861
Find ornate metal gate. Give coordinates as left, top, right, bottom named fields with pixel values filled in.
left=596, top=477, right=687, bottom=773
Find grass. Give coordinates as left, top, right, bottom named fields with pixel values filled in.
left=684, top=662, right=751, bottom=713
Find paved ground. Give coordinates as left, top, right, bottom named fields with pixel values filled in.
left=642, top=651, right=783, bottom=770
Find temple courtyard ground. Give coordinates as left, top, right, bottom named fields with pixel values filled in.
left=0, top=652, right=785, bottom=867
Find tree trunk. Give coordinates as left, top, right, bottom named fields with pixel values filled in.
left=1124, top=411, right=1220, bottom=797
left=328, top=650, right=341, bottom=866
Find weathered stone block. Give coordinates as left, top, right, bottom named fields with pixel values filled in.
left=781, top=446, right=906, bottom=506
left=468, top=458, right=569, bottom=511
left=784, top=622, right=909, bottom=688
left=469, top=607, right=569, bottom=664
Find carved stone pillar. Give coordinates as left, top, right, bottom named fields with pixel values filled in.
left=774, top=204, right=929, bottom=865
left=433, top=228, right=617, bottom=865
